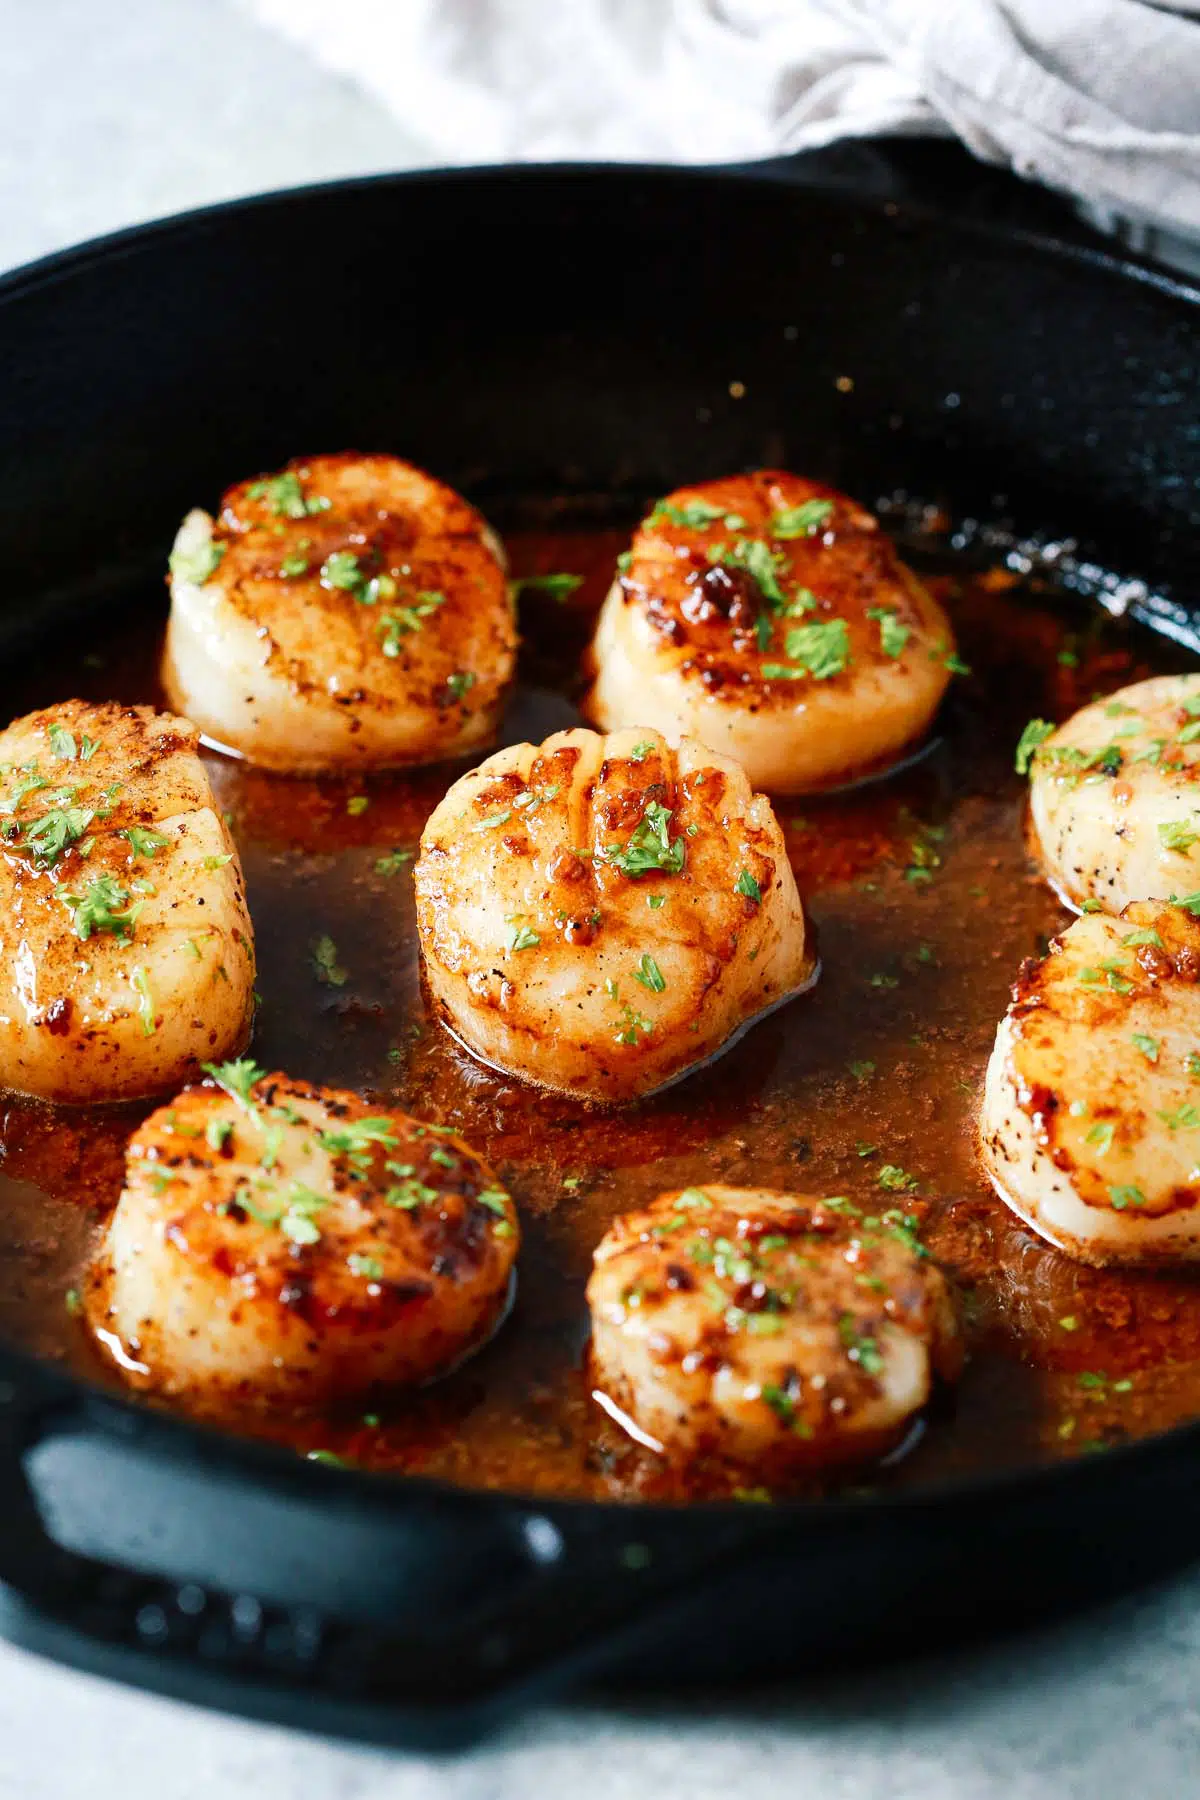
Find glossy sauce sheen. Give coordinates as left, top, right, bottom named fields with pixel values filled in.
left=2, top=508, right=1199, bottom=1502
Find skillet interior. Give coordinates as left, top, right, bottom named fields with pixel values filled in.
left=0, top=162, right=1198, bottom=1728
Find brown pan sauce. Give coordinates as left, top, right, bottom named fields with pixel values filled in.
left=2, top=507, right=1198, bottom=1503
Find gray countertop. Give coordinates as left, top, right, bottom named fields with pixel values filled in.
left=2, top=3, right=1199, bottom=1794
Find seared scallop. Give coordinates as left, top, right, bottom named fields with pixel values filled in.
left=585, top=473, right=956, bottom=793
left=85, top=1064, right=519, bottom=1407
left=980, top=898, right=1200, bottom=1266
left=1024, top=675, right=1200, bottom=914
left=0, top=701, right=254, bottom=1103
left=413, top=727, right=813, bottom=1102
left=588, top=1185, right=961, bottom=1476
left=162, top=452, right=516, bottom=773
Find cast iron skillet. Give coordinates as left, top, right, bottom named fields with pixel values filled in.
left=0, top=140, right=1197, bottom=1750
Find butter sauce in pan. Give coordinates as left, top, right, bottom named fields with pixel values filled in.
left=2, top=502, right=1198, bottom=1504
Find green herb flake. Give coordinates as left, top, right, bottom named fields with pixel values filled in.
left=508, top=922, right=540, bottom=952
left=55, top=873, right=142, bottom=942
left=130, top=966, right=156, bottom=1036
left=169, top=538, right=225, bottom=586
left=206, top=1117, right=234, bottom=1153
left=248, top=471, right=331, bottom=519
left=1161, top=819, right=1200, bottom=853
left=446, top=671, right=475, bottom=702
left=771, top=499, right=833, bottom=538
left=878, top=1164, right=919, bottom=1193
left=1015, top=719, right=1055, bottom=775
left=1108, top=1184, right=1147, bottom=1209
left=374, top=848, right=413, bottom=876
left=735, top=868, right=762, bottom=903
left=121, top=826, right=168, bottom=859
left=603, top=801, right=686, bottom=879
left=837, top=1313, right=885, bottom=1375
left=511, top=572, right=583, bottom=601
left=346, top=795, right=370, bottom=817
left=866, top=605, right=910, bottom=658
left=649, top=498, right=729, bottom=530
left=280, top=551, right=309, bottom=578
left=1131, top=1032, right=1161, bottom=1063
left=1085, top=1120, right=1115, bottom=1155
left=781, top=617, right=850, bottom=680
left=48, top=725, right=77, bottom=760
left=632, top=952, right=666, bottom=992
left=312, top=935, right=348, bottom=987
left=347, top=1253, right=383, bottom=1280
left=202, top=1058, right=266, bottom=1104
left=849, top=1060, right=876, bottom=1081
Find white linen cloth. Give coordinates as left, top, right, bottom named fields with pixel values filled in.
left=241, top=0, right=1200, bottom=251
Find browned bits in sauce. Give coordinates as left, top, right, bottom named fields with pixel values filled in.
left=0, top=507, right=1197, bottom=1501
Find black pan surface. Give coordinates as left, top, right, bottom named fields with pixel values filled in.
left=0, top=141, right=1197, bottom=1748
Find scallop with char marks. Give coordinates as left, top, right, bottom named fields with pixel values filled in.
left=162, top=453, right=516, bottom=773
left=587, top=1184, right=961, bottom=1476
left=585, top=473, right=957, bottom=793
left=85, top=1065, right=519, bottom=1406
left=1025, top=675, right=1200, bottom=915
left=0, top=701, right=254, bottom=1103
left=413, top=726, right=814, bottom=1102
left=980, top=898, right=1200, bottom=1266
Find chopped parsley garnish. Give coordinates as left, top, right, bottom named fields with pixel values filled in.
left=55, top=873, right=141, bottom=941
left=1157, top=1103, right=1200, bottom=1132
left=203, top=853, right=233, bottom=872
left=320, top=549, right=369, bottom=596
left=647, top=894, right=665, bottom=909
left=1188, top=1052, right=1200, bottom=1079
left=942, top=649, right=971, bottom=676
left=248, top=471, right=331, bottom=519
left=650, top=498, right=736, bottom=530
left=602, top=802, right=686, bottom=879
left=206, top=1117, right=234, bottom=1153
left=782, top=618, right=849, bottom=680
left=1085, top=1120, right=1115, bottom=1154
left=771, top=499, right=833, bottom=538
left=712, top=536, right=788, bottom=609
left=48, top=725, right=77, bottom=759
left=867, top=606, right=910, bottom=658
left=202, top=1058, right=266, bottom=1104
left=878, top=1164, right=919, bottom=1193
left=312, top=935, right=348, bottom=987
left=169, top=538, right=225, bottom=586
left=1109, top=1185, right=1146, bottom=1209
left=21, top=804, right=95, bottom=868
left=508, top=922, right=540, bottom=952
left=761, top=1383, right=798, bottom=1426
left=849, top=1060, right=876, bottom=1081
left=347, top=1253, right=383, bottom=1280
left=735, top=868, right=761, bottom=903
left=1015, top=719, right=1055, bottom=774
left=1131, top=1033, right=1161, bottom=1061
left=510, top=572, right=583, bottom=601
left=320, top=1118, right=399, bottom=1164
left=121, top=826, right=168, bottom=859
left=1078, top=958, right=1133, bottom=995
left=1122, top=929, right=1163, bottom=949
left=346, top=795, right=370, bottom=817
left=1159, top=819, right=1200, bottom=853
left=615, top=1002, right=653, bottom=1046
left=837, top=1313, right=884, bottom=1375
left=280, top=551, right=310, bottom=578
left=130, top=966, right=155, bottom=1036
left=1171, top=891, right=1200, bottom=915
left=378, top=591, right=444, bottom=654
left=374, top=848, right=413, bottom=876
left=472, top=809, right=512, bottom=832
left=632, top=953, right=665, bottom=992
left=629, top=741, right=655, bottom=762
left=446, top=671, right=475, bottom=702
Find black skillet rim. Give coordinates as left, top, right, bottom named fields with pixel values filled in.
left=0, top=155, right=1197, bottom=1540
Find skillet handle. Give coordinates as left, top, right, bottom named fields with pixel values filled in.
left=731, top=135, right=1112, bottom=249
left=0, top=1373, right=760, bottom=1747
